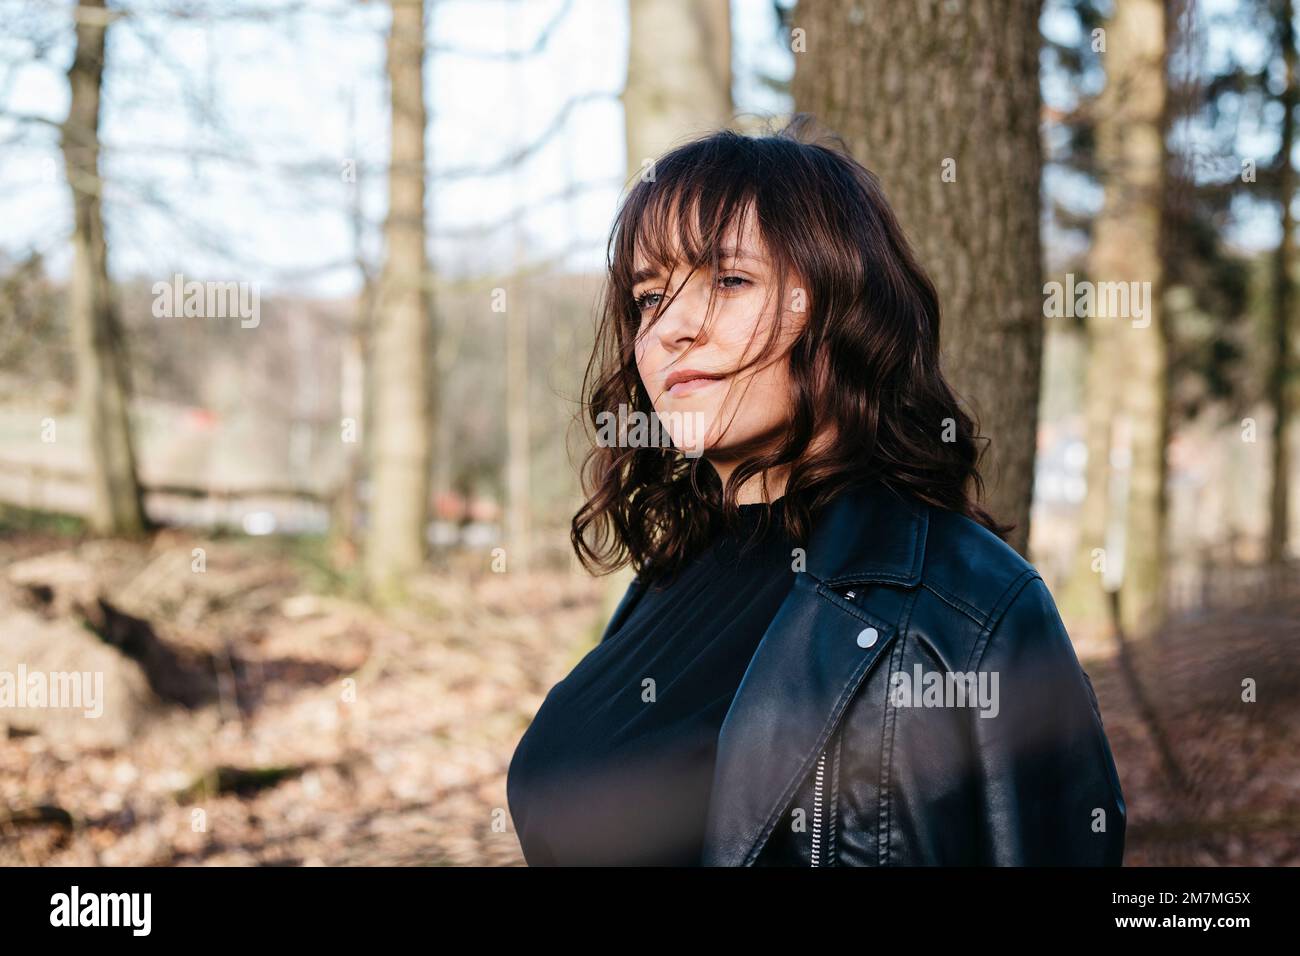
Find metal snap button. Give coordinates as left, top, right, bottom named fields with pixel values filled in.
left=856, top=627, right=878, bottom=648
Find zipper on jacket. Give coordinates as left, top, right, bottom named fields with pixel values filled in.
left=810, top=749, right=826, bottom=866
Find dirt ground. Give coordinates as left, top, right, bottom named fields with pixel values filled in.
left=1081, top=587, right=1300, bottom=865
left=1, top=526, right=1296, bottom=866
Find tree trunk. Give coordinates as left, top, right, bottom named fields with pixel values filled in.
left=60, top=0, right=146, bottom=537
left=331, top=99, right=374, bottom=571
left=504, top=266, right=530, bottom=572
left=790, top=0, right=1045, bottom=556
left=1269, top=0, right=1295, bottom=565
left=1062, top=280, right=1117, bottom=623
left=623, top=0, right=733, bottom=185
left=365, top=0, right=433, bottom=602
left=330, top=318, right=367, bottom=569
left=1072, top=0, right=1169, bottom=638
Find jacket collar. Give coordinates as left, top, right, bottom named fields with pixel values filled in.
left=605, top=479, right=928, bottom=635
left=698, top=478, right=929, bottom=866
left=803, top=478, right=929, bottom=587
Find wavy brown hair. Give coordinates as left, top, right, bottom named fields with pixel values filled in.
left=571, top=114, right=1011, bottom=585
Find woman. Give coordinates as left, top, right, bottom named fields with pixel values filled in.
left=506, top=114, right=1127, bottom=867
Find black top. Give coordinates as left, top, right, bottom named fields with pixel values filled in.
left=506, top=498, right=798, bottom=866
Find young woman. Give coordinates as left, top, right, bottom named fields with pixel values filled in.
left=506, top=114, right=1127, bottom=867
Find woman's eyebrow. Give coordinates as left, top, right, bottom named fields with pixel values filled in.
left=630, top=265, right=662, bottom=286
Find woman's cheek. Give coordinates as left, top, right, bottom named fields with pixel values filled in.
left=729, top=299, right=777, bottom=356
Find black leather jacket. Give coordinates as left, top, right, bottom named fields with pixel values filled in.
left=598, top=480, right=1127, bottom=866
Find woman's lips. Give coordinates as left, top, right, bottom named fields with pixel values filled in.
left=667, top=375, right=724, bottom=397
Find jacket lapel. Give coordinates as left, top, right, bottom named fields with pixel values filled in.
left=699, top=480, right=928, bottom=866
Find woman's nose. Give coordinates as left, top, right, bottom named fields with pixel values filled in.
left=655, top=278, right=711, bottom=347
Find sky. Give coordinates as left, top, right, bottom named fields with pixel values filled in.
left=0, top=0, right=791, bottom=299
left=0, top=0, right=1282, bottom=302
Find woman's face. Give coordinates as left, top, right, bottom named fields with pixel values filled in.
left=631, top=213, right=806, bottom=467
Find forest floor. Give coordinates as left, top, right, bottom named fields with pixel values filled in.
left=0, top=517, right=1296, bottom=866
left=1079, top=583, right=1300, bottom=865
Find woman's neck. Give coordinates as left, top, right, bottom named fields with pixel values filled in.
left=706, top=423, right=838, bottom=504
left=708, top=461, right=789, bottom=504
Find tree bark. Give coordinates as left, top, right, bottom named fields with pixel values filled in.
left=790, top=0, right=1045, bottom=556
left=623, top=0, right=733, bottom=185
left=365, top=0, right=433, bottom=602
left=331, top=99, right=374, bottom=571
left=504, top=265, right=530, bottom=572
left=60, top=0, right=146, bottom=537
left=1269, top=0, right=1295, bottom=565
left=1070, top=0, right=1170, bottom=637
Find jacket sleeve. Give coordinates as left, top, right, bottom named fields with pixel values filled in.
left=968, top=573, right=1127, bottom=866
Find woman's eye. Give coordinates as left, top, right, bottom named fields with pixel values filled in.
left=634, top=275, right=748, bottom=314
left=634, top=291, right=663, bottom=312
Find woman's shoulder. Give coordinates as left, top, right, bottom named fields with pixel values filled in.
left=908, top=504, right=1082, bottom=690
left=914, top=501, right=1047, bottom=630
